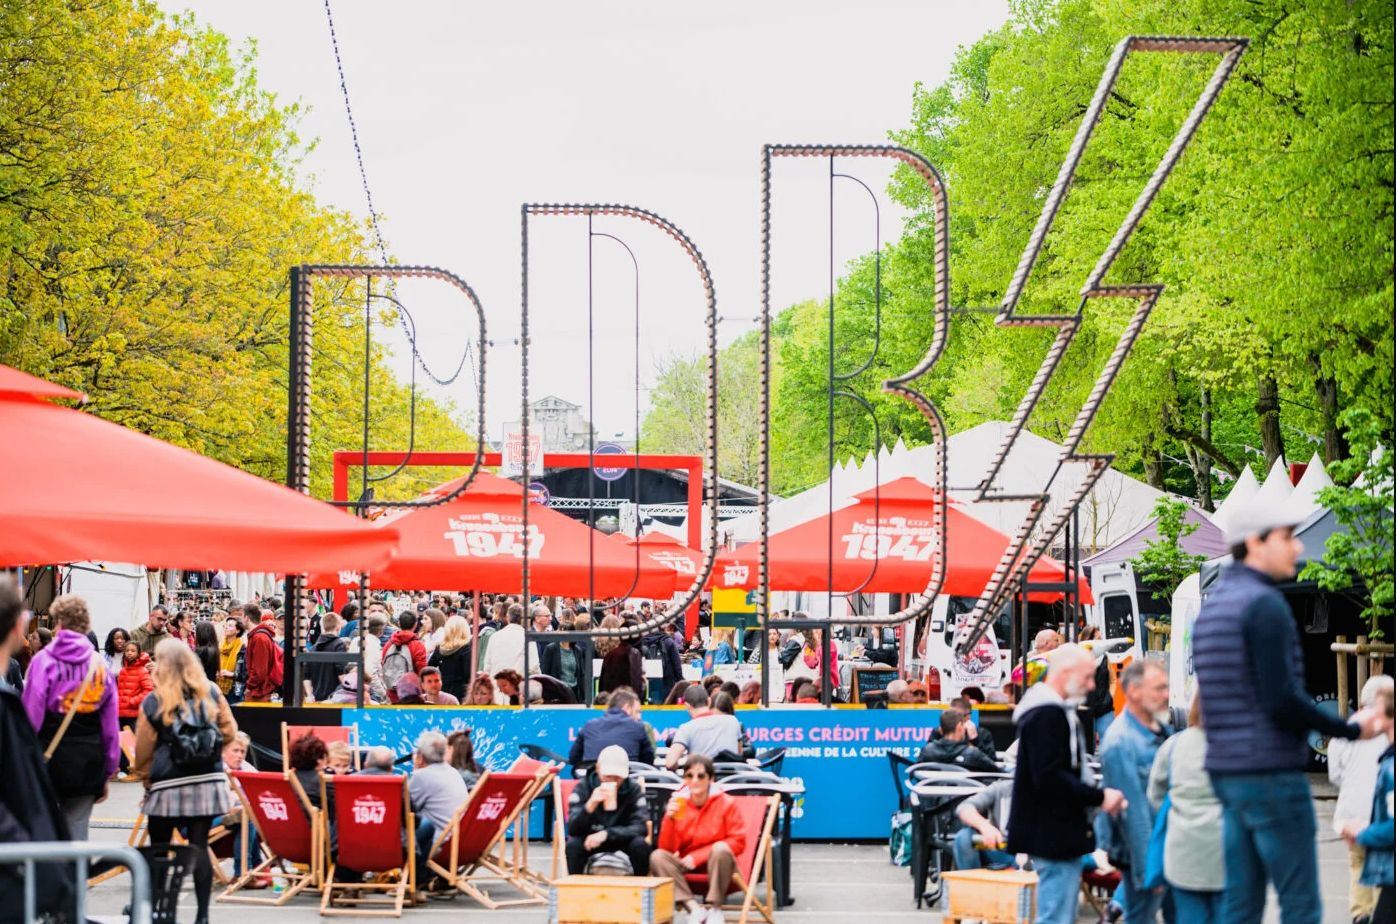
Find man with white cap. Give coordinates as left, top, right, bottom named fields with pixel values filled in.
left=1193, top=501, right=1381, bottom=924
left=565, top=744, right=650, bottom=876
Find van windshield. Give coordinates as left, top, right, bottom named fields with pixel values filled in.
left=1102, top=595, right=1134, bottom=640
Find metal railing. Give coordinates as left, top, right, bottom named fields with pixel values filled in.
left=0, top=841, right=151, bottom=924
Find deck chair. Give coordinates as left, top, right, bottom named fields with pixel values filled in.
left=87, top=814, right=239, bottom=888
left=281, top=722, right=361, bottom=771
left=218, top=769, right=322, bottom=905
left=321, top=774, right=416, bottom=917
left=426, top=769, right=552, bottom=909
left=551, top=778, right=581, bottom=879
left=506, top=755, right=560, bottom=882
left=681, top=794, right=780, bottom=924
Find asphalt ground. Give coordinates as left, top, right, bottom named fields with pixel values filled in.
left=79, top=778, right=1356, bottom=923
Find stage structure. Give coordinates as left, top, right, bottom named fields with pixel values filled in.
left=754, top=35, right=1247, bottom=703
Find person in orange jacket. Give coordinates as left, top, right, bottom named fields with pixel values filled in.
left=649, top=754, right=747, bottom=924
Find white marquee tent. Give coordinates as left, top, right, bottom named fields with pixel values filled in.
left=740, top=420, right=1171, bottom=554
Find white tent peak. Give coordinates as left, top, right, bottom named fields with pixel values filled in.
left=1280, top=454, right=1333, bottom=523
left=1250, top=456, right=1296, bottom=514
left=1211, top=464, right=1260, bottom=534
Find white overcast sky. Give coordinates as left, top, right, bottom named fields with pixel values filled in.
left=175, top=0, right=1010, bottom=442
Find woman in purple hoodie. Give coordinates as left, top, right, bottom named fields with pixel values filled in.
left=21, top=594, right=120, bottom=839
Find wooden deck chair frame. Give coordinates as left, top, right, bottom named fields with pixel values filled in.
left=701, top=794, right=780, bottom=924
left=551, top=777, right=580, bottom=880
left=218, top=770, right=323, bottom=905
left=281, top=722, right=361, bottom=772
left=426, top=768, right=552, bottom=909
left=86, top=813, right=237, bottom=888
left=320, top=773, right=417, bottom=917
left=506, top=756, right=560, bottom=885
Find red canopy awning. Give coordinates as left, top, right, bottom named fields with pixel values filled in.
left=307, top=471, right=679, bottom=597
left=0, top=370, right=398, bottom=573
left=0, top=365, right=86, bottom=402
left=710, top=476, right=1091, bottom=602
left=617, top=531, right=707, bottom=583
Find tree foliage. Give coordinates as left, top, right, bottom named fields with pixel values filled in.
left=759, top=0, right=1392, bottom=500
left=1131, top=497, right=1208, bottom=607
left=1298, top=409, right=1394, bottom=638
left=0, top=0, right=474, bottom=501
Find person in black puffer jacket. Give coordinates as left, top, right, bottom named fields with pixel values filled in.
left=134, top=639, right=237, bottom=924
left=566, top=746, right=650, bottom=875
left=0, top=579, right=75, bottom=923
left=918, top=708, right=1000, bottom=772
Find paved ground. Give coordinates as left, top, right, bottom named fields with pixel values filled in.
left=82, top=779, right=1356, bottom=923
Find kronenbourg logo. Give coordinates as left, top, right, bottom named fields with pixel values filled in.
left=258, top=793, right=289, bottom=822
left=722, top=563, right=750, bottom=586
left=352, top=795, right=387, bottom=825
left=476, top=793, right=510, bottom=822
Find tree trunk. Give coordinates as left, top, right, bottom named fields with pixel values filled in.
left=1194, top=388, right=1214, bottom=510
left=1255, top=376, right=1285, bottom=471
left=1142, top=440, right=1166, bottom=490
left=1311, top=359, right=1348, bottom=464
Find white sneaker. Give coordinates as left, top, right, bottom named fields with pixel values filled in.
left=703, top=908, right=727, bottom=924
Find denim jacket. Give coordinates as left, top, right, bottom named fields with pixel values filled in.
left=1100, top=708, right=1172, bottom=888
left=1357, top=744, right=1394, bottom=887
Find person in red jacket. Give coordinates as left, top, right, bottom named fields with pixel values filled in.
left=243, top=607, right=282, bottom=703
left=381, top=612, right=428, bottom=703
left=650, top=754, right=747, bottom=924
left=115, top=642, right=152, bottom=777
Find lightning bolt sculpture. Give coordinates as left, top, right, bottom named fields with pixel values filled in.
left=955, top=36, right=1248, bottom=655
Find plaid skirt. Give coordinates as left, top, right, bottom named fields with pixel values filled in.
left=142, top=773, right=233, bottom=819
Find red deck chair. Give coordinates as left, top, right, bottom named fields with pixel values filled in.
left=426, top=769, right=552, bottom=909
left=218, top=770, right=322, bottom=905
left=321, top=774, right=416, bottom=917
left=281, top=722, right=361, bottom=771
left=681, top=794, right=779, bottom=924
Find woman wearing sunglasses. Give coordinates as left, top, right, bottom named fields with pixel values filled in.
left=649, top=754, right=747, bottom=923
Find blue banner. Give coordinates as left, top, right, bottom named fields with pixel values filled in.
left=342, top=705, right=946, bottom=839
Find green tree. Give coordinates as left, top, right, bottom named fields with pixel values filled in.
left=1131, top=497, right=1209, bottom=607
left=0, top=0, right=474, bottom=502
left=1299, top=409, right=1394, bottom=639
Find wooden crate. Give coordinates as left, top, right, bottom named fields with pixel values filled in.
left=549, top=875, right=674, bottom=924
left=941, top=868, right=1037, bottom=924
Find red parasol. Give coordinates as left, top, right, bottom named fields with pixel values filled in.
left=616, top=531, right=707, bottom=583
left=0, top=365, right=86, bottom=402
left=710, top=476, right=1091, bottom=602
left=306, top=471, right=679, bottom=597
left=0, top=368, right=398, bottom=572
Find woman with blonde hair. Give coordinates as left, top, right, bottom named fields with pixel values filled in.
left=707, top=628, right=736, bottom=665
left=133, top=638, right=238, bottom=924
left=428, top=615, right=474, bottom=701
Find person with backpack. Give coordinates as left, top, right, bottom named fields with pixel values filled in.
left=21, top=594, right=120, bottom=840
left=640, top=622, right=683, bottom=704
left=382, top=611, right=427, bottom=703
left=242, top=605, right=282, bottom=703
left=133, top=638, right=238, bottom=924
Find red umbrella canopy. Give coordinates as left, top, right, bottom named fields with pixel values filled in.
left=0, top=378, right=398, bottom=573
left=618, top=531, right=707, bottom=582
left=307, top=471, right=679, bottom=597
left=0, top=365, right=86, bottom=402
left=710, top=476, right=1090, bottom=602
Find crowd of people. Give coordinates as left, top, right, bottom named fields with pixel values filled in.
left=3, top=500, right=1393, bottom=924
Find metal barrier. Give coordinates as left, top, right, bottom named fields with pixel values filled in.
left=0, top=841, right=151, bottom=924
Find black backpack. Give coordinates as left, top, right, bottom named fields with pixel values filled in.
left=167, top=697, right=221, bottom=771
left=641, top=636, right=664, bottom=665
